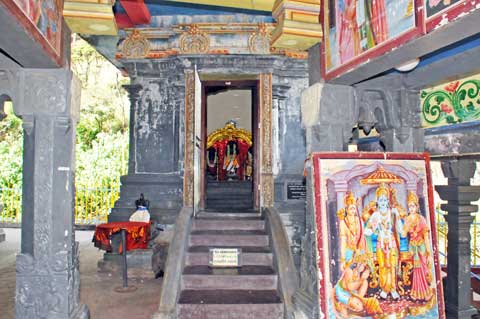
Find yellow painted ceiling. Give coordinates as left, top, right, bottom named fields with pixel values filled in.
left=160, top=0, right=275, bottom=11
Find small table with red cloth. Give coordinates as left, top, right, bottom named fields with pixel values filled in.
left=92, top=221, right=150, bottom=253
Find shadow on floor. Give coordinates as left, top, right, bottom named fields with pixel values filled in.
left=0, top=229, right=163, bottom=319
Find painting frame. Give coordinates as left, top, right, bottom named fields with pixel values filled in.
left=0, top=0, right=64, bottom=66
left=312, top=152, right=446, bottom=319
left=320, top=0, right=425, bottom=81
left=425, top=0, right=480, bottom=32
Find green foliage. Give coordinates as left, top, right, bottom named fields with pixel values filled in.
left=0, top=36, right=130, bottom=224
left=71, top=36, right=130, bottom=185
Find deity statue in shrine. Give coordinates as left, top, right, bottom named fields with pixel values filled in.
left=206, top=122, right=253, bottom=181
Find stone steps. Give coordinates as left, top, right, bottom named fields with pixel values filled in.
left=177, top=210, right=284, bottom=319
left=195, top=211, right=261, bottom=219
left=186, top=252, right=273, bottom=267
left=192, top=219, right=265, bottom=231
left=205, top=181, right=253, bottom=210
left=189, top=234, right=269, bottom=247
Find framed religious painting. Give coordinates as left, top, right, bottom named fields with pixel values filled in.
left=0, top=0, right=64, bottom=65
left=425, top=0, right=480, bottom=31
left=312, top=152, right=445, bottom=318
left=321, top=0, right=425, bottom=81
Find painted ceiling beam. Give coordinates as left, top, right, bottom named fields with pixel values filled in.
left=120, top=0, right=152, bottom=25
left=156, top=0, right=275, bottom=12
left=115, top=13, right=135, bottom=29
left=63, top=0, right=118, bottom=35
left=270, top=0, right=322, bottom=50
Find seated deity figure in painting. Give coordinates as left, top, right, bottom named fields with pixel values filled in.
left=402, top=191, right=434, bottom=301
left=338, top=192, right=366, bottom=270
left=364, top=183, right=400, bottom=300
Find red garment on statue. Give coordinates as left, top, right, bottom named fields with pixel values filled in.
left=93, top=221, right=150, bottom=253
left=237, top=139, right=250, bottom=180
left=214, top=140, right=228, bottom=181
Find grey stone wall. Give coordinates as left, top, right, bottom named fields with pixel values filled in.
left=111, top=55, right=309, bottom=257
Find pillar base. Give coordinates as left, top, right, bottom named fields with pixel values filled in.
left=292, top=289, right=318, bottom=319
left=110, top=173, right=182, bottom=224
left=71, top=304, right=90, bottom=319
left=445, top=304, right=477, bottom=319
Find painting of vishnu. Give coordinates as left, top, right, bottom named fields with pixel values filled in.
left=312, top=153, right=445, bottom=318
left=325, top=0, right=416, bottom=71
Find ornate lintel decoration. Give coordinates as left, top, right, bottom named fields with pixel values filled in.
left=207, top=123, right=252, bottom=149
left=179, top=24, right=210, bottom=54
left=122, top=29, right=150, bottom=59
left=248, top=23, right=271, bottom=54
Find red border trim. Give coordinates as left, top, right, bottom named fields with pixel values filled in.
left=0, top=0, right=63, bottom=66
left=426, top=0, right=480, bottom=32
left=313, top=155, right=327, bottom=316
left=311, top=152, right=446, bottom=318
left=320, top=0, right=425, bottom=81
left=424, top=154, right=446, bottom=317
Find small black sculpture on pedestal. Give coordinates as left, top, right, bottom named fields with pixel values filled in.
left=135, top=193, right=150, bottom=209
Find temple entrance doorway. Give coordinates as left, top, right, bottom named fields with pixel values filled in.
left=201, top=80, right=258, bottom=211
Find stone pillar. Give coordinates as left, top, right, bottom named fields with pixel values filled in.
left=124, top=84, right=142, bottom=175
left=294, top=82, right=356, bottom=318
left=14, top=69, right=89, bottom=319
left=110, top=74, right=183, bottom=224
left=436, top=158, right=480, bottom=319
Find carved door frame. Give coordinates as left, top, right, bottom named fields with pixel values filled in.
left=183, top=72, right=273, bottom=208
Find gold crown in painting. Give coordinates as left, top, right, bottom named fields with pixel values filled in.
left=407, top=191, right=419, bottom=205
left=344, top=191, right=356, bottom=207
left=375, top=183, right=390, bottom=199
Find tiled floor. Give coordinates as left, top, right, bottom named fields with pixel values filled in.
left=0, top=228, right=163, bottom=319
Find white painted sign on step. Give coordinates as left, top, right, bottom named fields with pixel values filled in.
left=209, top=248, right=241, bottom=267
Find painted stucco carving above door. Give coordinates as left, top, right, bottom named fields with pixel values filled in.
left=116, top=21, right=307, bottom=60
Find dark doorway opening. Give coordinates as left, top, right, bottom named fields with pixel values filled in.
left=202, top=80, right=258, bottom=211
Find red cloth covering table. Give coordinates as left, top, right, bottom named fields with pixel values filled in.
left=92, top=221, right=150, bottom=253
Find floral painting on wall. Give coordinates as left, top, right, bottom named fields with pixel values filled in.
left=324, top=0, right=416, bottom=72
left=420, top=73, right=480, bottom=128
left=312, top=152, right=445, bottom=319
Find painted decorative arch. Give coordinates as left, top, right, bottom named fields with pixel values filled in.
left=206, top=123, right=253, bottom=149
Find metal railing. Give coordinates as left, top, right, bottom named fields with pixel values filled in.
left=435, top=207, right=480, bottom=267
left=2, top=181, right=480, bottom=266
left=0, top=179, right=121, bottom=226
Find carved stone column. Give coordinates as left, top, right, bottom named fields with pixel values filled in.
left=294, top=83, right=356, bottom=318
left=13, top=69, right=89, bottom=319
left=123, top=83, right=142, bottom=175
left=436, top=158, right=480, bottom=319
left=109, top=65, right=184, bottom=224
